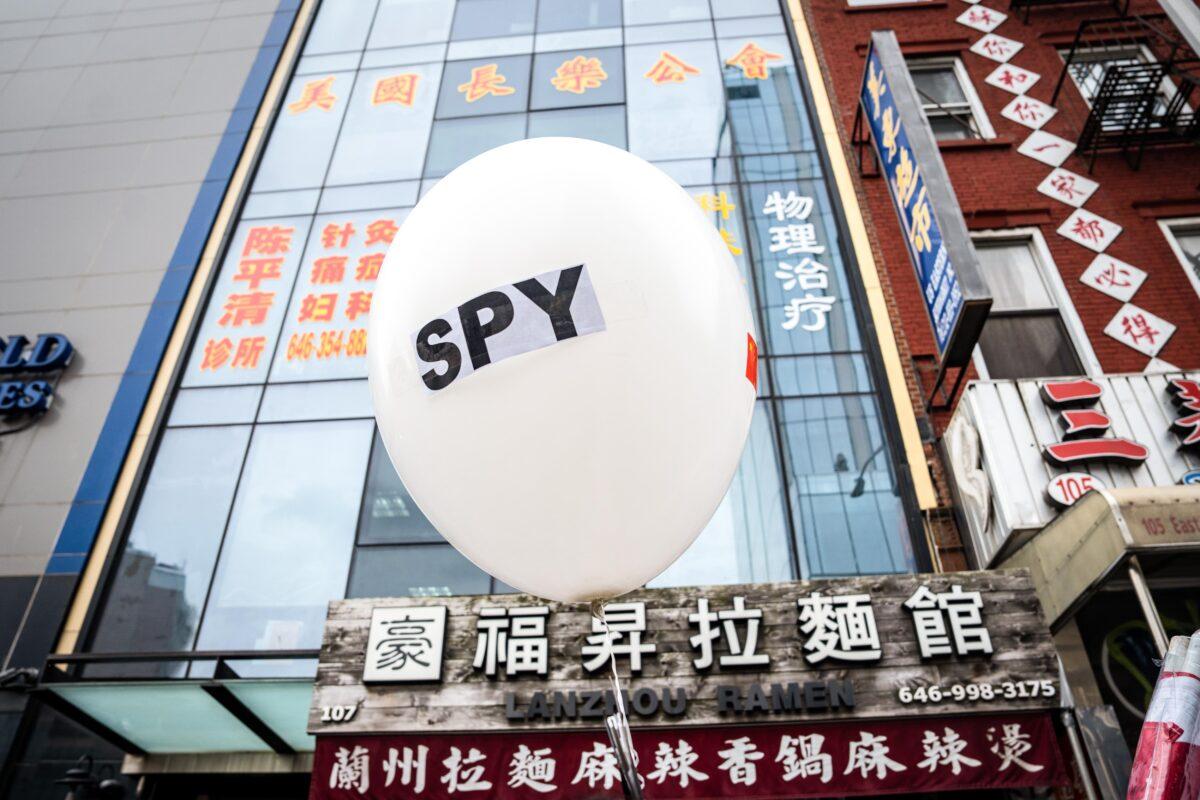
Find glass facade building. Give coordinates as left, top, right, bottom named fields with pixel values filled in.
left=83, top=0, right=922, bottom=674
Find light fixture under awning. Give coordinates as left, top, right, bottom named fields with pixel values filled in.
left=1000, top=485, right=1200, bottom=630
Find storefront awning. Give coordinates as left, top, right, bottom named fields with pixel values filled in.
left=999, top=485, right=1200, bottom=630
left=36, top=652, right=317, bottom=756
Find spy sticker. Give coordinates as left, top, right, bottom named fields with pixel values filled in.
left=412, top=264, right=605, bottom=392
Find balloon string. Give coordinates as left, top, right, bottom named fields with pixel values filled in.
left=591, top=600, right=645, bottom=800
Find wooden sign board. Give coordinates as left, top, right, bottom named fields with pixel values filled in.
left=311, top=569, right=1058, bottom=735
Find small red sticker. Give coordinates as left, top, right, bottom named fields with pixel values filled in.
left=745, top=333, right=758, bottom=390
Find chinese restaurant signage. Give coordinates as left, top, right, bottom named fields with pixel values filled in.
left=311, top=571, right=1058, bottom=736
left=0, top=333, right=73, bottom=416
left=945, top=372, right=1200, bottom=565
left=859, top=32, right=991, bottom=369
left=311, top=713, right=1064, bottom=799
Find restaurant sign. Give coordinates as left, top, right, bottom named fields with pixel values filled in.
left=311, top=570, right=1058, bottom=737
left=311, top=713, right=1064, bottom=799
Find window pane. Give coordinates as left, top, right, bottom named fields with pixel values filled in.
left=347, top=544, right=491, bottom=597
left=436, top=56, right=531, bottom=118
left=369, top=0, right=455, bottom=49
left=527, top=106, right=627, bottom=148
left=909, top=65, right=967, bottom=106
left=304, top=0, right=377, bottom=55
left=270, top=208, right=406, bottom=383
left=181, top=217, right=312, bottom=388
left=326, top=63, right=443, bottom=186
left=451, top=0, right=536, bottom=40
left=195, top=420, right=373, bottom=653
left=719, top=35, right=814, bottom=156
left=623, top=0, right=710, bottom=26
left=537, top=0, right=621, bottom=32
left=978, top=313, right=1083, bottom=379
left=973, top=240, right=1054, bottom=310
left=88, top=426, right=251, bottom=668
left=358, top=429, right=443, bottom=544
left=927, top=114, right=974, bottom=140
left=254, top=73, right=354, bottom=191
left=649, top=401, right=792, bottom=587
left=530, top=47, right=624, bottom=110
left=779, top=396, right=914, bottom=577
left=1170, top=227, right=1200, bottom=293
left=626, top=40, right=725, bottom=161
left=424, top=114, right=526, bottom=176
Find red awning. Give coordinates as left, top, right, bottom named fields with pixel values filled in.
left=311, top=712, right=1065, bottom=799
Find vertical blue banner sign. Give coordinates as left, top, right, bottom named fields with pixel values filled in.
left=859, top=32, right=991, bottom=368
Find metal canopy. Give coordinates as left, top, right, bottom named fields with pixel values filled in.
left=999, top=485, right=1200, bottom=629
left=37, top=650, right=317, bottom=756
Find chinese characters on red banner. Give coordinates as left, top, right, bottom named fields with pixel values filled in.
left=1039, top=378, right=1150, bottom=469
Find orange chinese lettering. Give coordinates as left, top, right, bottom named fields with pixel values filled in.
left=345, top=290, right=373, bottom=321
left=458, top=64, right=516, bottom=102
left=365, top=218, right=398, bottom=246
left=288, top=76, right=337, bottom=113
left=200, top=338, right=233, bottom=370
left=234, top=257, right=283, bottom=290
left=356, top=253, right=384, bottom=281
left=724, top=42, right=783, bottom=80
left=372, top=73, right=419, bottom=107
left=299, top=293, right=338, bottom=323
left=551, top=56, right=608, bottom=94
left=231, top=336, right=266, bottom=369
left=644, top=52, right=700, bottom=85
left=696, top=191, right=736, bottom=220
left=219, top=292, right=274, bottom=327
left=242, top=225, right=294, bottom=257
left=321, top=222, right=355, bottom=249
left=311, top=256, right=347, bottom=284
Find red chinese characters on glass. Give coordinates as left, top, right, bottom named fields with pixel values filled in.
left=1039, top=379, right=1150, bottom=467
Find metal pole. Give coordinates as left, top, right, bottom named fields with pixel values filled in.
left=1127, top=555, right=1169, bottom=656
left=1061, top=710, right=1101, bottom=800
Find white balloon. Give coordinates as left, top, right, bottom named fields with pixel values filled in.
left=369, top=138, right=756, bottom=602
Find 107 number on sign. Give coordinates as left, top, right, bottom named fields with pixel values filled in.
left=898, top=680, right=1056, bottom=704
left=320, top=705, right=358, bottom=723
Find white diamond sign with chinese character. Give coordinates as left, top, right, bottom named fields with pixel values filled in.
left=956, top=5, right=1006, bottom=32
left=1079, top=254, right=1146, bottom=302
left=315, top=573, right=1059, bottom=734
left=1036, top=168, right=1098, bottom=208
left=1000, top=96, right=1057, bottom=130
left=1103, top=302, right=1177, bottom=357
left=983, top=63, right=1040, bottom=95
left=1017, top=130, right=1075, bottom=167
left=1057, top=208, right=1121, bottom=253
left=969, top=33, right=1024, bottom=63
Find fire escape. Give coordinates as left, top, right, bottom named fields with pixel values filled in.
left=1050, top=13, right=1200, bottom=170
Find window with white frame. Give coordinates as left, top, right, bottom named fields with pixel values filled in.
left=905, top=56, right=994, bottom=140
left=1060, top=45, right=1180, bottom=128
left=1161, top=217, right=1200, bottom=301
left=971, top=233, right=1097, bottom=380
left=847, top=0, right=931, bottom=6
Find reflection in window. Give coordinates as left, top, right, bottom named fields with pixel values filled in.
left=424, top=113, right=527, bottom=176
left=625, top=40, right=725, bottom=161
left=88, top=426, right=251, bottom=672
left=527, top=106, right=626, bottom=148
left=369, top=0, right=456, bottom=49
left=451, top=0, right=536, bottom=40
left=650, top=401, right=791, bottom=587
left=255, top=72, right=354, bottom=191
left=194, top=420, right=373, bottom=654
left=623, top=0, right=710, bottom=26
left=358, top=429, right=442, bottom=544
left=779, top=396, right=913, bottom=577
left=347, top=544, right=492, bottom=597
left=537, top=0, right=621, bottom=32
left=326, top=63, right=443, bottom=186
left=905, top=57, right=992, bottom=140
